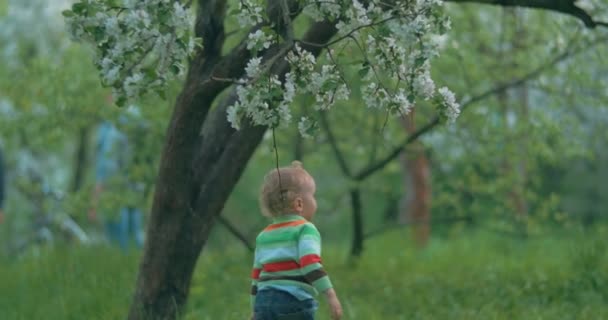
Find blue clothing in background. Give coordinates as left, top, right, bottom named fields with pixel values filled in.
left=0, top=147, right=5, bottom=210
left=105, top=207, right=144, bottom=250
left=95, top=121, right=144, bottom=250
left=95, top=121, right=128, bottom=183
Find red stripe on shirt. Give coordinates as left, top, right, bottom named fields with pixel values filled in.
left=263, top=260, right=300, bottom=272
left=251, top=268, right=261, bottom=280
left=300, top=254, right=322, bottom=267
left=264, top=220, right=307, bottom=231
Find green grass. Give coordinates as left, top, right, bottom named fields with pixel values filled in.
left=1, top=228, right=607, bottom=320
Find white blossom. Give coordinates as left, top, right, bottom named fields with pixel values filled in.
left=413, top=66, right=435, bottom=100
left=64, top=0, right=196, bottom=105
left=303, top=0, right=341, bottom=22
left=438, top=87, right=460, bottom=123
left=104, top=16, right=120, bottom=38
left=277, top=103, right=292, bottom=125
left=247, top=29, right=274, bottom=51
left=245, top=57, right=263, bottom=78
left=394, top=88, right=413, bottom=115
left=227, top=104, right=242, bottom=129
left=286, top=44, right=316, bottom=75
left=307, top=64, right=350, bottom=110
left=237, top=0, right=264, bottom=27
left=283, top=72, right=297, bottom=103
left=297, top=117, right=314, bottom=138
left=103, top=66, right=121, bottom=84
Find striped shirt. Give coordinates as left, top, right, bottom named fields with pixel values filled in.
left=251, top=214, right=332, bottom=306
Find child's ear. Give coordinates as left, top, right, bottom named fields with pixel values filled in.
left=294, top=197, right=304, bottom=211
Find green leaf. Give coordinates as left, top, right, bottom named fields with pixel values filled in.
left=415, top=57, right=426, bottom=69
left=115, top=96, right=127, bottom=107
left=321, top=79, right=339, bottom=92
left=157, top=89, right=167, bottom=100
left=170, top=64, right=181, bottom=75
left=93, top=27, right=105, bottom=42
left=377, top=24, right=391, bottom=37
left=105, top=0, right=121, bottom=7
left=144, top=67, right=157, bottom=79
left=72, top=2, right=87, bottom=14
left=407, top=94, right=415, bottom=103
left=358, top=66, right=370, bottom=78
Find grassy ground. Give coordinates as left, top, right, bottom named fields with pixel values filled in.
left=1, top=228, right=606, bottom=320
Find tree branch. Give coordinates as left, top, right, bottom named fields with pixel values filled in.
left=319, top=111, right=353, bottom=178
left=354, top=34, right=608, bottom=181
left=445, top=0, right=608, bottom=29
left=196, top=0, right=226, bottom=59
left=217, top=214, right=254, bottom=252
left=196, top=0, right=304, bottom=96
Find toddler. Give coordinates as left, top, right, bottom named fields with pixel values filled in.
left=250, top=161, right=342, bottom=320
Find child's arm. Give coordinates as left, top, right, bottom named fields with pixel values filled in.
left=325, top=287, right=343, bottom=320
left=298, top=224, right=342, bottom=319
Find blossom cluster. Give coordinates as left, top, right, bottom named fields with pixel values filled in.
left=340, top=0, right=459, bottom=121
left=236, top=0, right=266, bottom=27
left=228, top=0, right=460, bottom=134
left=226, top=57, right=293, bottom=130
left=63, top=0, right=196, bottom=106
left=227, top=43, right=349, bottom=135
left=63, top=0, right=461, bottom=130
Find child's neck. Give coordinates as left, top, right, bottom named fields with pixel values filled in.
left=273, top=213, right=303, bottom=221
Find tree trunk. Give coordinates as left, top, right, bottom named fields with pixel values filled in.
left=70, top=126, right=90, bottom=193
left=399, top=112, right=431, bottom=248
left=350, top=188, right=364, bottom=256
left=128, top=94, right=266, bottom=319
left=294, top=129, right=304, bottom=161
left=500, top=9, right=529, bottom=228
left=514, top=10, right=530, bottom=220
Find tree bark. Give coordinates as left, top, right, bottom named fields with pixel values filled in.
left=70, top=126, right=90, bottom=193
left=399, top=112, right=431, bottom=248
left=350, top=188, right=364, bottom=257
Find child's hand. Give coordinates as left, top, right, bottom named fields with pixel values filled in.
left=325, top=288, right=343, bottom=320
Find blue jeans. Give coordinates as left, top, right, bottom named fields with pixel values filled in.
left=254, top=289, right=318, bottom=320
left=105, top=207, right=144, bottom=250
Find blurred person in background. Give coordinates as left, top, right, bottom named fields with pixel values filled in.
left=89, top=117, right=145, bottom=250
left=0, top=146, right=5, bottom=224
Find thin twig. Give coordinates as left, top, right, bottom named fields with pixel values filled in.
left=319, top=111, right=352, bottom=178
left=272, top=128, right=285, bottom=202
left=325, top=48, right=351, bottom=93
left=296, top=16, right=400, bottom=49
left=217, top=214, right=254, bottom=252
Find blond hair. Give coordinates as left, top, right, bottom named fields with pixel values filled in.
left=260, top=161, right=313, bottom=217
